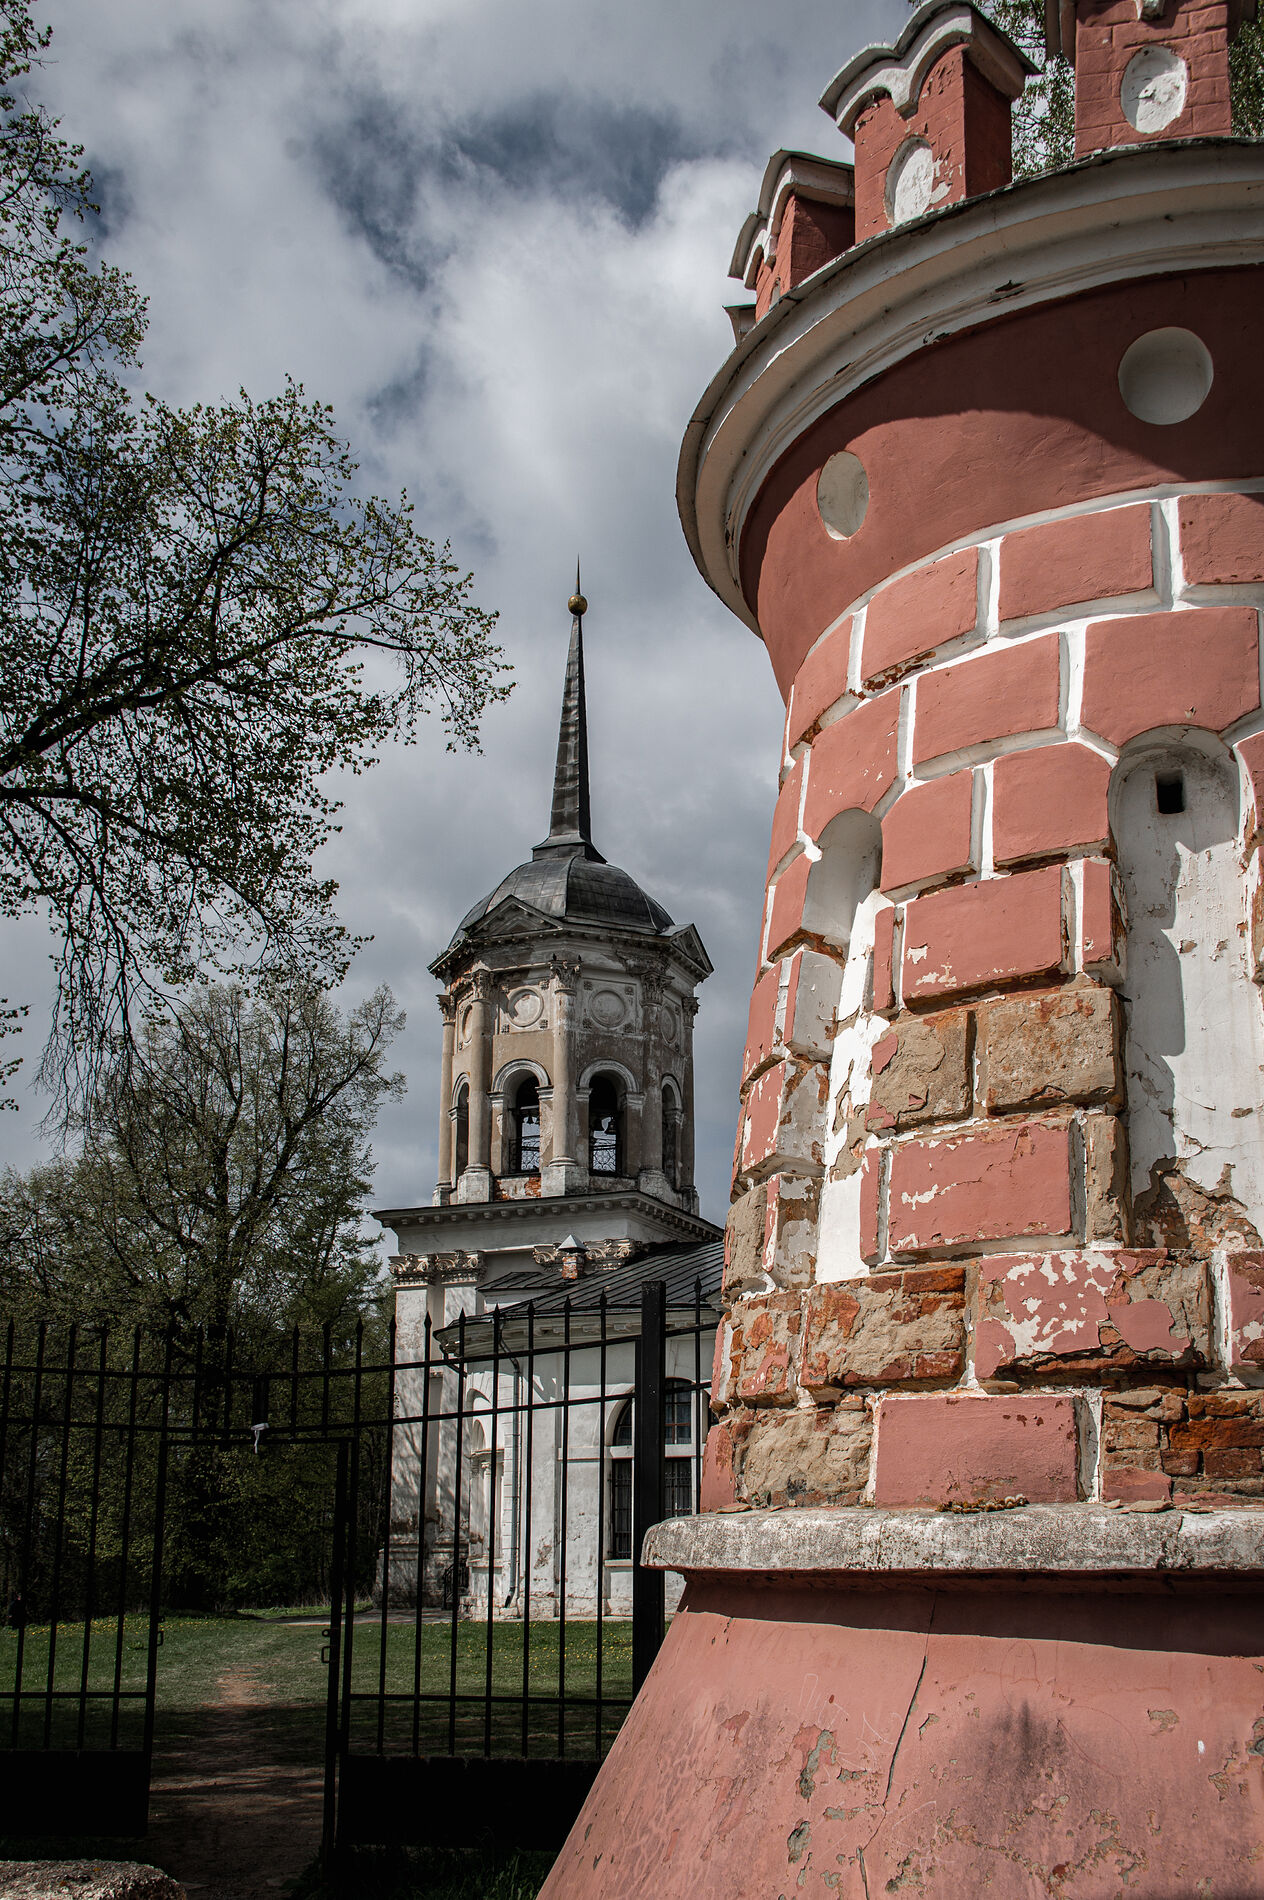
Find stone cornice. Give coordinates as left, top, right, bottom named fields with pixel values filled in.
left=388, top=1251, right=481, bottom=1285
left=375, top=1189, right=721, bottom=1244
left=678, top=139, right=1264, bottom=635
left=644, top=1502, right=1264, bottom=1579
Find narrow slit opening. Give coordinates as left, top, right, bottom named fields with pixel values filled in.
left=1155, top=771, right=1185, bottom=815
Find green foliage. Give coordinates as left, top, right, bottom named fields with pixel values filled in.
left=979, top=0, right=1075, bottom=176
left=927, top=0, right=1264, bottom=174
left=0, top=0, right=508, bottom=1108
left=0, top=980, right=403, bottom=1344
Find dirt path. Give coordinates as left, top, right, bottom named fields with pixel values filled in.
left=143, top=1668, right=323, bottom=1900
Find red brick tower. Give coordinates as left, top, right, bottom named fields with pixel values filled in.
left=542, top=1, right=1264, bottom=1892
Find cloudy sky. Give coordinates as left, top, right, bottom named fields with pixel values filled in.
left=5, top=0, right=905, bottom=1226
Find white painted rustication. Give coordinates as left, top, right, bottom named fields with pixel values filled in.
left=1120, top=46, right=1189, bottom=134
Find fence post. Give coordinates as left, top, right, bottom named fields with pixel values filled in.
left=631, top=1279, right=666, bottom=1696
left=322, top=1439, right=351, bottom=1866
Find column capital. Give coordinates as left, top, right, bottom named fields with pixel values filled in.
left=468, top=966, right=496, bottom=1003
left=438, top=991, right=459, bottom=1023
left=550, top=953, right=581, bottom=993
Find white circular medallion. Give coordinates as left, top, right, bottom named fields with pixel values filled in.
left=660, top=1004, right=680, bottom=1049
left=506, top=988, right=543, bottom=1029
left=816, top=451, right=869, bottom=540
left=1120, top=47, right=1188, bottom=134
left=885, top=139, right=937, bottom=227
left=589, top=988, right=627, bottom=1029
left=1118, top=327, right=1213, bottom=425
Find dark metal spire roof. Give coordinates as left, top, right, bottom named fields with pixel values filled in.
left=433, top=575, right=710, bottom=971
left=534, top=567, right=602, bottom=864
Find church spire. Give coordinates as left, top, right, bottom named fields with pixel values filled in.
left=534, top=565, right=605, bottom=863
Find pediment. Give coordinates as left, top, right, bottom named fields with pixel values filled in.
left=666, top=921, right=713, bottom=978
left=467, top=895, right=562, bottom=943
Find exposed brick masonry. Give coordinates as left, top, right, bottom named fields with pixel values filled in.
left=724, top=482, right=1264, bottom=1518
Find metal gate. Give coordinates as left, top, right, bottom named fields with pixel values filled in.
left=326, top=1271, right=716, bottom=1852
left=0, top=1325, right=171, bottom=1836
left=0, top=1267, right=716, bottom=1856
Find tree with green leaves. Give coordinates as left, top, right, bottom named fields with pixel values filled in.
left=0, top=980, right=404, bottom=1349
left=0, top=1, right=507, bottom=1111
left=955, top=0, right=1264, bottom=174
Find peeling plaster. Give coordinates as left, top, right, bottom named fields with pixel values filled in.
left=1115, top=740, right=1264, bottom=1230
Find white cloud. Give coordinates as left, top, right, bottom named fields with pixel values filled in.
left=5, top=0, right=904, bottom=1215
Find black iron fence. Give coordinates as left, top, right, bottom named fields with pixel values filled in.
left=0, top=1274, right=716, bottom=1853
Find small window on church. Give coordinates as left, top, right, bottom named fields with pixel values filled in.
left=661, top=1083, right=681, bottom=1187
left=589, top=1075, right=622, bottom=1176
left=454, top=1079, right=470, bottom=1180
left=607, top=1381, right=696, bottom=1560
left=512, top=1076, right=540, bottom=1175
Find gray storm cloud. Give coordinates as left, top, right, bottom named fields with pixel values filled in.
left=4, top=0, right=903, bottom=1219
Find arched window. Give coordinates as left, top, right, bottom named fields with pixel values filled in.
left=588, top=1074, right=623, bottom=1176
left=607, top=1380, right=696, bottom=1560
left=453, top=1079, right=470, bottom=1181
left=661, top=1082, right=682, bottom=1187
left=510, top=1076, right=541, bottom=1175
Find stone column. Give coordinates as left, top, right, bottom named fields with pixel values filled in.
left=636, top=970, right=670, bottom=1201
left=542, top=954, right=585, bottom=1195
left=457, top=968, right=494, bottom=1203
left=435, top=993, right=457, bottom=1205
left=680, top=994, right=699, bottom=1210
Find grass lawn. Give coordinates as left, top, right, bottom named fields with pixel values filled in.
left=0, top=1611, right=635, bottom=1759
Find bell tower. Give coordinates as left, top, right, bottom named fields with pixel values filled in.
left=379, top=582, right=719, bottom=1291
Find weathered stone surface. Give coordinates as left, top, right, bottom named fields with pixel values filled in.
left=0, top=1868, right=184, bottom=1900
left=740, top=1055, right=829, bottom=1180
left=698, top=1421, right=738, bottom=1511
left=1084, top=1109, right=1129, bottom=1242
left=722, top=1180, right=768, bottom=1299
left=879, top=770, right=975, bottom=891
left=728, top=1400, right=872, bottom=1508
left=741, top=964, right=781, bottom=1086
left=643, top=1502, right=1264, bottom=1577
left=781, top=947, right=841, bottom=1062
left=991, top=742, right=1112, bottom=867
left=976, top=983, right=1119, bottom=1112
left=1225, top=1249, right=1264, bottom=1372
left=763, top=1173, right=821, bottom=1287
left=901, top=865, right=1066, bottom=1002
left=1100, top=1390, right=1264, bottom=1506
left=887, top=1120, right=1072, bottom=1254
left=711, top=1291, right=803, bottom=1408
left=873, top=1391, right=1080, bottom=1506
left=800, top=1268, right=965, bottom=1391
left=974, top=1249, right=1209, bottom=1377
left=722, top=1176, right=821, bottom=1296
left=1082, top=605, right=1260, bottom=746
left=866, top=1009, right=970, bottom=1131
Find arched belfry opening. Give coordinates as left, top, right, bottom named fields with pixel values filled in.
left=588, top=1074, right=624, bottom=1177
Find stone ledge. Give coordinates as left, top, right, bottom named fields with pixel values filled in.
left=642, top=1503, right=1264, bottom=1578
left=0, top=1865, right=184, bottom=1900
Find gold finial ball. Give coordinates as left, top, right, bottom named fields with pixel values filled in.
left=568, top=592, right=588, bottom=617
